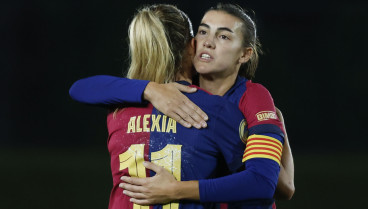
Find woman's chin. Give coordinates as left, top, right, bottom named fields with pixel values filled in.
left=195, top=67, right=213, bottom=75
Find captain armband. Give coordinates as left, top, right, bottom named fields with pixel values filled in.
left=242, top=134, right=283, bottom=165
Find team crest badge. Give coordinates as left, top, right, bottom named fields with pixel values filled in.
left=239, top=119, right=249, bottom=143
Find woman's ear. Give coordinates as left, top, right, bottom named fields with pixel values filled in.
left=190, top=38, right=196, bottom=55
left=239, top=47, right=253, bottom=64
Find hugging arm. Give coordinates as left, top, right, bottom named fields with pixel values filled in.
left=121, top=110, right=295, bottom=204
left=120, top=102, right=284, bottom=204
left=69, top=75, right=149, bottom=105
left=69, top=75, right=208, bottom=128
left=120, top=133, right=283, bottom=204
left=120, top=84, right=290, bottom=204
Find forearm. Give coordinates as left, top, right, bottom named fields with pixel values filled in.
left=69, top=75, right=149, bottom=105
left=274, top=134, right=295, bottom=199
left=274, top=108, right=295, bottom=199
left=200, top=133, right=282, bottom=202
left=199, top=165, right=277, bottom=202
left=173, top=180, right=200, bottom=201
left=165, top=168, right=275, bottom=203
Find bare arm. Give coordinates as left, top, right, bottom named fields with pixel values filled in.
left=144, top=82, right=208, bottom=129
left=274, top=107, right=295, bottom=200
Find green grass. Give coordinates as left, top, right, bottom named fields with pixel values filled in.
left=0, top=148, right=367, bottom=209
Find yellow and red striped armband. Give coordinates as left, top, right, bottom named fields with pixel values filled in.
left=242, top=134, right=283, bottom=165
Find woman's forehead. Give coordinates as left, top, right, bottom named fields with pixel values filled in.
left=201, top=10, right=244, bottom=32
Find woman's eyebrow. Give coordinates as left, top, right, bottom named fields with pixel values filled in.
left=218, top=27, right=234, bottom=33
left=199, top=23, right=233, bottom=33
left=199, top=23, right=210, bottom=28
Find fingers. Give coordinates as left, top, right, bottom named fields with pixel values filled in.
left=173, top=83, right=197, bottom=93
left=165, top=102, right=203, bottom=129
left=119, top=182, right=147, bottom=193
left=171, top=106, right=200, bottom=129
left=172, top=83, right=208, bottom=128
left=123, top=190, right=148, bottom=199
left=181, top=99, right=208, bottom=127
left=129, top=198, right=152, bottom=206
left=121, top=176, right=147, bottom=186
left=120, top=184, right=154, bottom=206
left=169, top=112, right=192, bottom=128
left=148, top=82, right=208, bottom=129
left=169, top=95, right=207, bottom=129
left=143, top=161, right=164, bottom=173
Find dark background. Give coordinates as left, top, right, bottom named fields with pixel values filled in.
left=1, top=0, right=367, bottom=208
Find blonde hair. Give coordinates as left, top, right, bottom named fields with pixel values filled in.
left=126, top=4, right=193, bottom=83
left=114, top=5, right=193, bottom=116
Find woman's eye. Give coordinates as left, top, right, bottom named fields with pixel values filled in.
left=219, top=35, right=229, bottom=40
left=198, top=30, right=207, bottom=35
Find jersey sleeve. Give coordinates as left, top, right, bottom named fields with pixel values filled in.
left=199, top=85, right=285, bottom=202
left=69, top=75, right=149, bottom=105
left=199, top=133, right=284, bottom=202
left=239, top=82, right=284, bottom=137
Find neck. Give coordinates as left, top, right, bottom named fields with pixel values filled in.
left=199, top=72, right=238, bottom=96
left=176, top=71, right=192, bottom=84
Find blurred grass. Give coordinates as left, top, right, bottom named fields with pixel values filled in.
left=0, top=147, right=367, bottom=209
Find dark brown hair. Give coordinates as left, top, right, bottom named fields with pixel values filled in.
left=207, top=3, right=261, bottom=80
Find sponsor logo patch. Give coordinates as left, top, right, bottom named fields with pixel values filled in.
left=256, top=111, right=277, bottom=122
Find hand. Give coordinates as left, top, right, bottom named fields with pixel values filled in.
left=119, top=161, right=178, bottom=205
left=143, top=82, right=208, bottom=129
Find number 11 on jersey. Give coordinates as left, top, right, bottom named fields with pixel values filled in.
left=119, top=144, right=182, bottom=209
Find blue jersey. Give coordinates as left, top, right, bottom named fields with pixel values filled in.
left=219, top=76, right=285, bottom=209
left=70, top=76, right=285, bottom=209
left=107, top=84, right=246, bottom=209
